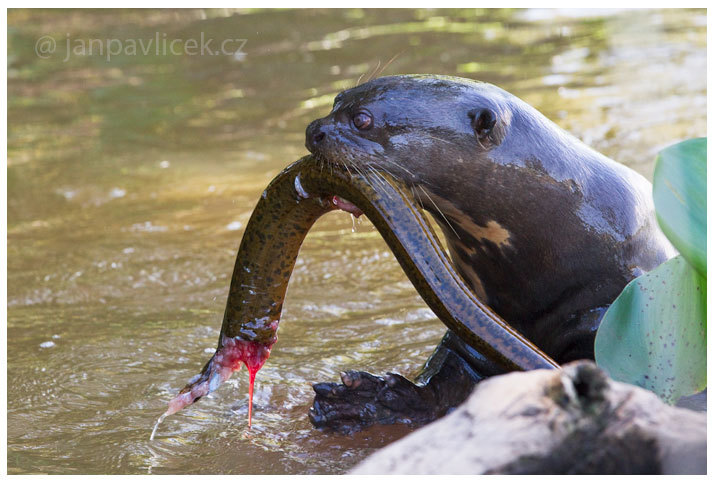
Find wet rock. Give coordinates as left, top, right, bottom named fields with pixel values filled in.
left=351, top=361, right=705, bottom=474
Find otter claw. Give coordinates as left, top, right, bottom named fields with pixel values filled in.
left=385, top=372, right=406, bottom=387
left=340, top=371, right=355, bottom=387
left=312, top=382, right=336, bottom=398
left=310, top=370, right=437, bottom=433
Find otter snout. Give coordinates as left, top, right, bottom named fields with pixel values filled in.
left=305, top=120, right=326, bottom=153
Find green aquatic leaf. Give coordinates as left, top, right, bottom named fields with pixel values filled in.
left=653, top=138, right=707, bottom=277
left=594, top=255, right=706, bottom=403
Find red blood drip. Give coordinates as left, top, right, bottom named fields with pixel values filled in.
left=241, top=340, right=271, bottom=428
left=165, top=334, right=275, bottom=425
left=248, top=367, right=258, bottom=427
left=221, top=337, right=272, bottom=428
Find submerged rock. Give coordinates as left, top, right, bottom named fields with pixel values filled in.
left=351, top=361, right=705, bottom=474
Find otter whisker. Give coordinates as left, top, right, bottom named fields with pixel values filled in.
left=367, top=60, right=382, bottom=82
left=364, top=166, right=391, bottom=194
left=352, top=162, right=377, bottom=190
left=341, top=159, right=354, bottom=178
left=410, top=185, right=421, bottom=208
left=365, top=162, right=390, bottom=187
left=424, top=134, right=457, bottom=146
left=369, top=167, right=393, bottom=193
left=374, top=51, right=404, bottom=78
left=418, top=185, right=461, bottom=240
left=365, top=164, right=402, bottom=203
left=375, top=157, right=416, bottom=178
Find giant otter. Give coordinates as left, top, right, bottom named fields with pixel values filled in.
left=304, top=75, right=676, bottom=433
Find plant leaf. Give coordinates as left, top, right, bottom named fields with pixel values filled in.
left=594, top=255, right=706, bottom=403
left=653, top=138, right=707, bottom=277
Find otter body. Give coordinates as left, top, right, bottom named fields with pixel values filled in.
left=304, top=75, right=675, bottom=432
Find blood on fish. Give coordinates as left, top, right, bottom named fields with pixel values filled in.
left=151, top=335, right=274, bottom=440
left=247, top=366, right=259, bottom=428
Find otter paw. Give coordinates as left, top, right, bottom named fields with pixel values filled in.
left=308, top=370, right=437, bottom=433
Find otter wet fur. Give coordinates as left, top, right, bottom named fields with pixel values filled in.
left=305, top=75, right=676, bottom=433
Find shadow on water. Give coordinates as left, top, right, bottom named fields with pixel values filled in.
left=7, top=8, right=706, bottom=474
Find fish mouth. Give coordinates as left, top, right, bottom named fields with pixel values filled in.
left=294, top=168, right=364, bottom=218
left=331, top=195, right=363, bottom=218
left=307, top=152, right=366, bottom=218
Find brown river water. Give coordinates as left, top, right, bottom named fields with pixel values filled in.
left=7, top=8, right=706, bottom=474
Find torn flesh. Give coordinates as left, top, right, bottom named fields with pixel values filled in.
left=151, top=335, right=274, bottom=440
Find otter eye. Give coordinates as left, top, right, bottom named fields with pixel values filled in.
left=352, top=111, right=373, bottom=131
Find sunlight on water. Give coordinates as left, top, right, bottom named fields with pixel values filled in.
left=7, top=8, right=706, bottom=475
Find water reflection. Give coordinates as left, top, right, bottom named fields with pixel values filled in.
left=7, top=8, right=706, bottom=474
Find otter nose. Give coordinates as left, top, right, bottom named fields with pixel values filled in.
left=305, top=120, right=326, bottom=153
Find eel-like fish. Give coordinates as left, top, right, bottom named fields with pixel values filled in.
left=151, top=155, right=557, bottom=439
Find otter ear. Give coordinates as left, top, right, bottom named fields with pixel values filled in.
left=468, top=108, right=499, bottom=146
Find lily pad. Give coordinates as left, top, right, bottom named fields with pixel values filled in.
left=594, top=255, right=706, bottom=403
left=653, top=138, right=707, bottom=277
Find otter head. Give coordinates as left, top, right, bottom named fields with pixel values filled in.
left=305, top=75, right=513, bottom=187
